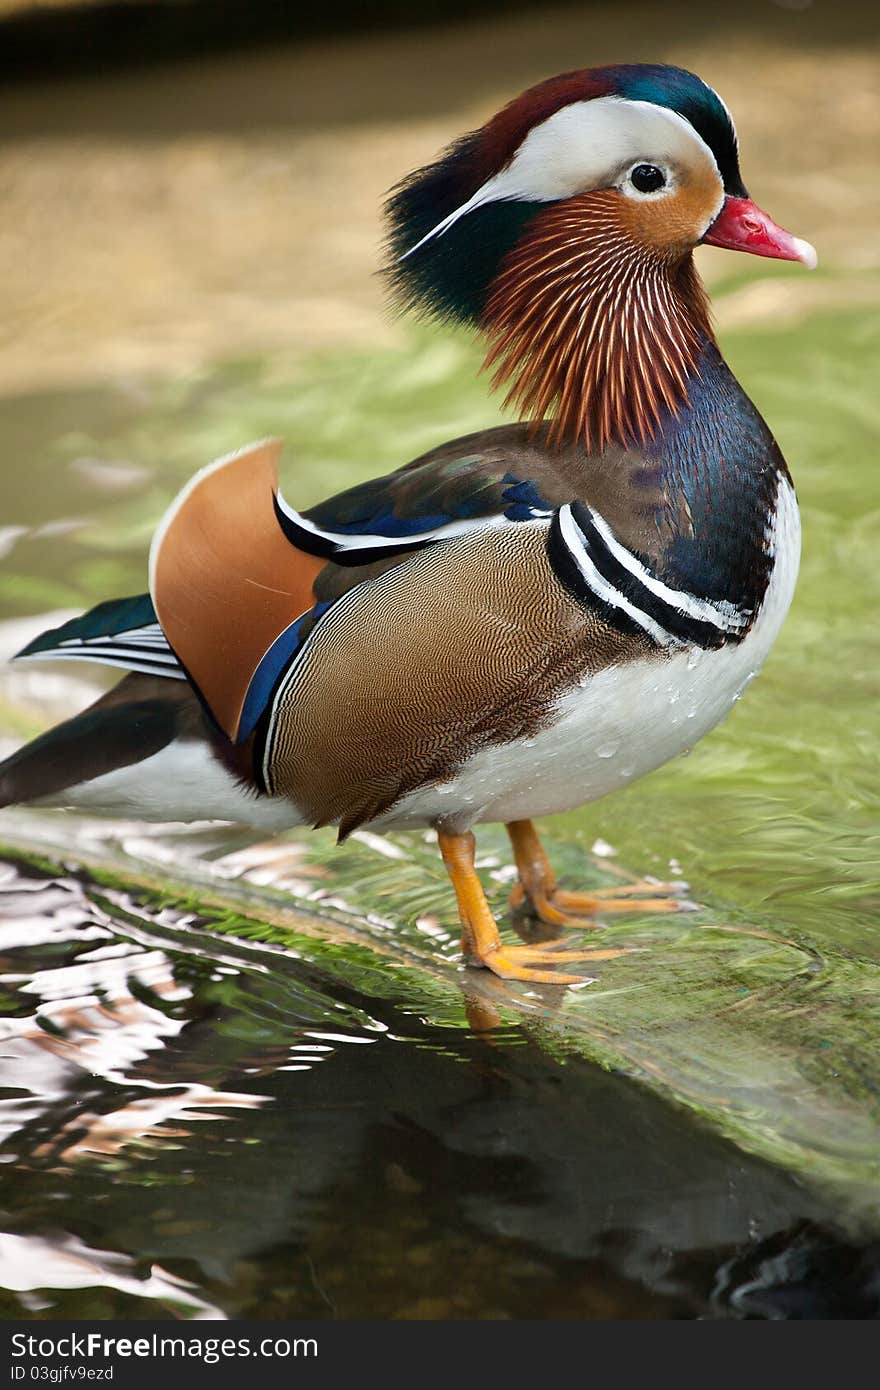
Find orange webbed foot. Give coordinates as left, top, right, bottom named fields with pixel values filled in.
left=438, top=827, right=624, bottom=987
left=507, top=820, right=692, bottom=927
left=476, top=940, right=633, bottom=985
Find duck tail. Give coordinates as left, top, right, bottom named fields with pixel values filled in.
left=0, top=674, right=193, bottom=811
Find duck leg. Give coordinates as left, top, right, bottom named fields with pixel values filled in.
left=506, top=819, right=686, bottom=927
left=437, top=829, right=626, bottom=984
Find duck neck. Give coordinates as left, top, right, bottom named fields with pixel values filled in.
left=647, top=337, right=789, bottom=615
left=482, top=191, right=714, bottom=453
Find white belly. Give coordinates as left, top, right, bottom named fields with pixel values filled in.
left=38, top=739, right=300, bottom=831
left=379, top=478, right=800, bottom=830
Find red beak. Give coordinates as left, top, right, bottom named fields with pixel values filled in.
left=703, top=196, right=817, bottom=268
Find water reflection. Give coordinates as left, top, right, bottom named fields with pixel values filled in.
left=0, top=857, right=877, bottom=1319
left=0, top=879, right=263, bottom=1168
left=0, top=1232, right=224, bottom=1319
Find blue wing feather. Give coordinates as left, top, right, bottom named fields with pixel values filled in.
left=277, top=450, right=553, bottom=563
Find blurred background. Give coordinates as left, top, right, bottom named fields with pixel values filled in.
left=0, top=0, right=876, bottom=392
left=0, top=0, right=877, bottom=1321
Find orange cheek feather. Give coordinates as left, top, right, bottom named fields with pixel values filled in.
left=616, top=173, right=722, bottom=253
left=482, top=191, right=714, bottom=453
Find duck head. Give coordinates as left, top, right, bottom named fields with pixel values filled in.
left=386, top=64, right=816, bottom=451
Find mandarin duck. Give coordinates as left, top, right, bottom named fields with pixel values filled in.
left=0, top=65, right=815, bottom=984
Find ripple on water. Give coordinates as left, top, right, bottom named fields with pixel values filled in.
left=0, top=852, right=877, bottom=1320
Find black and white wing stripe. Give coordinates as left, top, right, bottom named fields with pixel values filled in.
left=15, top=620, right=186, bottom=680
left=549, top=502, right=752, bottom=650
left=273, top=486, right=553, bottom=567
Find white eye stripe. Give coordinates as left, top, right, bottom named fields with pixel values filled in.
left=401, top=97, right=723, bottom=260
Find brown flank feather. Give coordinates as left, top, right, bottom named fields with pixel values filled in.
left=482, top=191, right=713, bottom=453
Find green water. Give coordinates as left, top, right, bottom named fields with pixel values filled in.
left=0, top=291, right=878, bottom=1317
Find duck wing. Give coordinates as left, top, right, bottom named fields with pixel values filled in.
left=149, top=431, right=572, bottom=750
left=14, top=593, right=184, bottom=681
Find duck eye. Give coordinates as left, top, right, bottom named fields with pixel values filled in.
left=630, top=164, right=666, bottom=194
